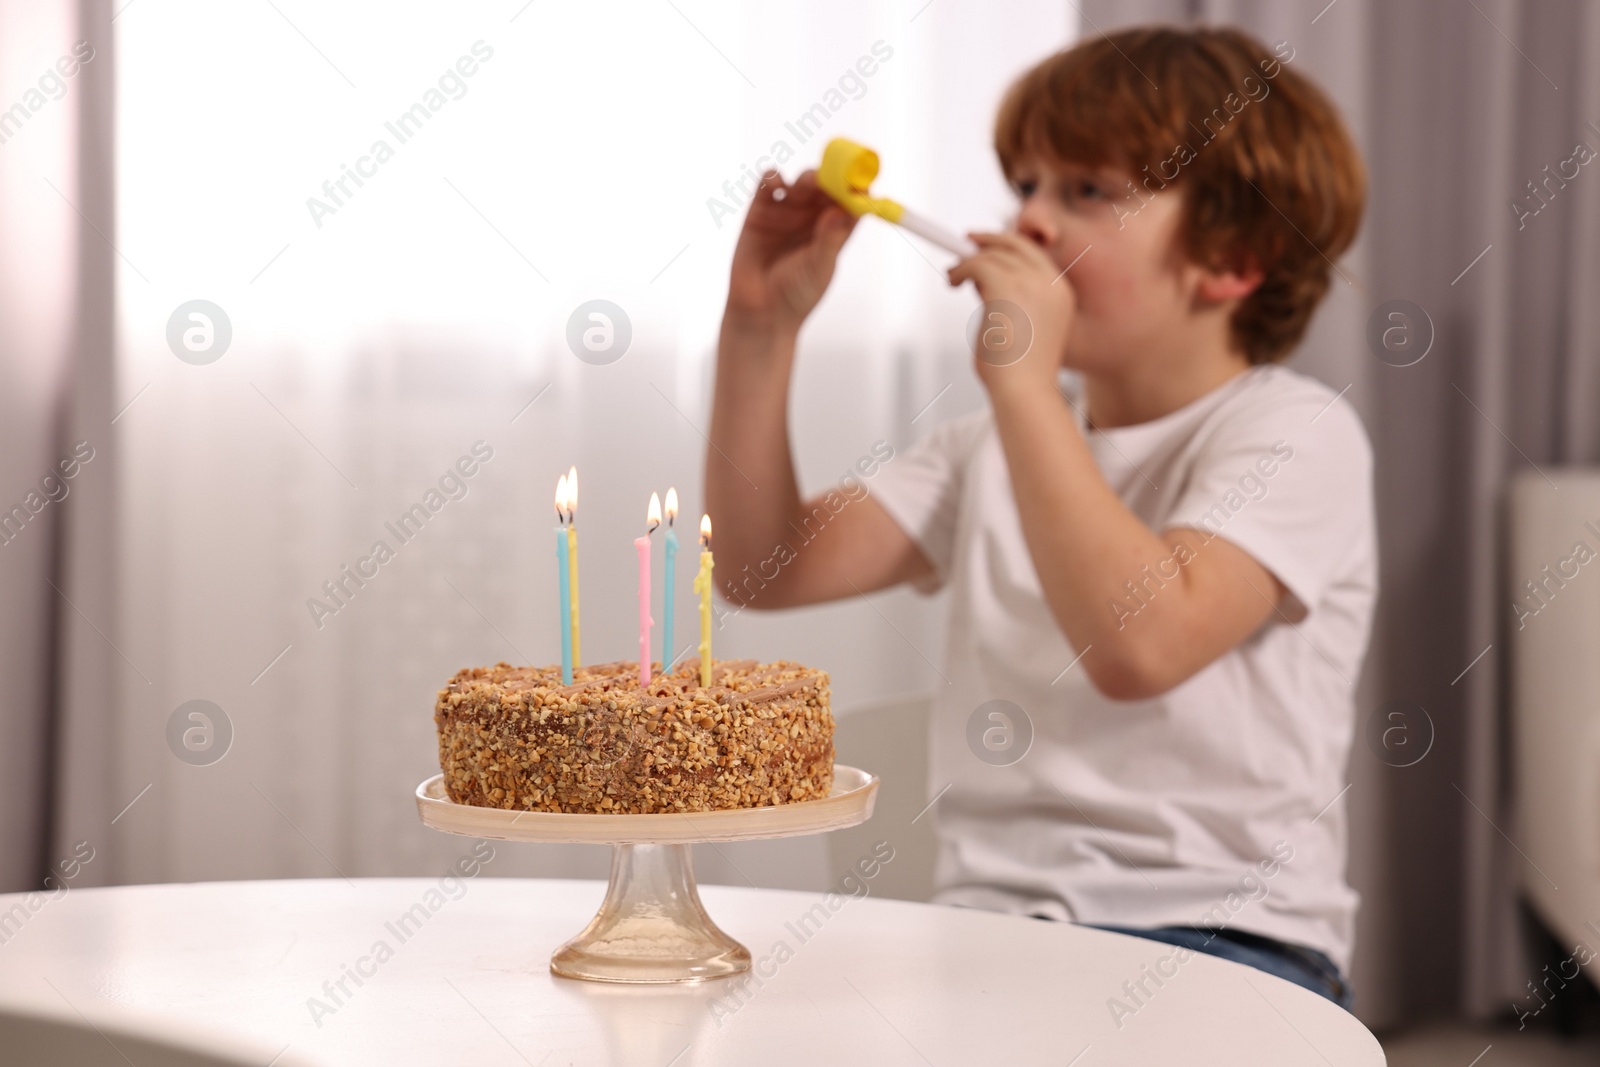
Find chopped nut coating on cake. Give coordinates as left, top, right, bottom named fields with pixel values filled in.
left=434, top=658, right=834, bottom=813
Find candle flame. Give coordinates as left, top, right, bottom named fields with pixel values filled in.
left=566, top=466, right=578, bottom=520
left=699, top=513, right=712, bottom=548
left=664, top=486, right=679, bottom=524
left=555, top=474, right=568, bottom=523
left=647, top=492, right=662, bottom=533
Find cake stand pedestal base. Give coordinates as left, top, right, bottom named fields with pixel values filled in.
left=551, top=843, right=750, bottom=983
left=415, top=765, right=877, bottom=985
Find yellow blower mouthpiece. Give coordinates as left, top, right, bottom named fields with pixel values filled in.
left=817, top=138, right=976, bottom=257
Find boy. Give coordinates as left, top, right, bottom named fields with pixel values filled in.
left=705, top=25, right=1371, bottom=1008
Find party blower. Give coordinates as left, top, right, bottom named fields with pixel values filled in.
left=817, top=137, right=977, bottom=257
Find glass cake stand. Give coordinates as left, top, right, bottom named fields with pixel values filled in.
left=414, top=765, right=878, bottom=984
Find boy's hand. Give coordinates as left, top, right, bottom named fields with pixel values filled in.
left=946, top=231, right=1076, bottom=394
left=725, top=169, right=858, bottom=336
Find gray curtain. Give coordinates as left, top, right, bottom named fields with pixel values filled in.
left=51, top=0, right=119, bottom=893
left=0, top=0, right=116, bottom=893
left=1086, top=0, right=1600, bottom=1026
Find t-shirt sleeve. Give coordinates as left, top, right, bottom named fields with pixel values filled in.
left=1163, top=383, right=1375, bottom=620
left=868, top=410, right=987, bottom=594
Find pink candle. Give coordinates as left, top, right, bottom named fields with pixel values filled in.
left=637, top=492, right=662, bottom=687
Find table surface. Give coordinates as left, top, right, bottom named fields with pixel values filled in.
left=0, top=878, right=1384, bottom=1066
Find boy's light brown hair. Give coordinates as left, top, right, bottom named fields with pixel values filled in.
left=994, top=25, right=1365, bottom=365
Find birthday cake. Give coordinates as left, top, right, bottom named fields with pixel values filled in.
left=433, top=658, right=834, bottom=814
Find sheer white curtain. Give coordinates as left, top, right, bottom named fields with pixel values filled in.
left=99, top=1, right=1075, bottom=888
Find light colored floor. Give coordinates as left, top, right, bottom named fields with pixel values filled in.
left=1381, top=1023, right=1600, bottom=1066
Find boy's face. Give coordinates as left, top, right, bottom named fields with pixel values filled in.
left=1006, top=155, right=1243, bottom=373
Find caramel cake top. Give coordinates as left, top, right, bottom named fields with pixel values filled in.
left=440, top=658, right=825, bottom=709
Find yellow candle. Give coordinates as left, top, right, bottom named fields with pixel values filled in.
left=694, top=514, right=713, bottom=688
left=566, top=466, right=580, bottom=667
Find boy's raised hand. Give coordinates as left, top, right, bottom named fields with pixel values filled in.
left=726, top=169, right=858, bottom=335
left=947, top=231, right=1076, bottom=392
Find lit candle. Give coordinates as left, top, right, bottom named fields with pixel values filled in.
left=555, top=475, right=573, bottom=685
left=694, top=514, right=713, bottom=688
left=566, top=465, right=580, bottom=668
left=663, top=487, right=678, bottom=671
left=636, top=493, right=661, bottom=688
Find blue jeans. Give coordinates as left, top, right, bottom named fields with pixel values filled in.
left=1063, top=920, right=1355, bottom=1010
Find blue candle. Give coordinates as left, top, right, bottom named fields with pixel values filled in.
left=663, top=487, right=679, bottom=669
left=555, top=474, right=573, bottom=684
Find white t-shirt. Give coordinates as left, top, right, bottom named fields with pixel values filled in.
left=869, top=364, right=1376, bottom=973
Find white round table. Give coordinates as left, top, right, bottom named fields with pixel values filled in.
left=0, top=879, right=1384, bottom=1066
